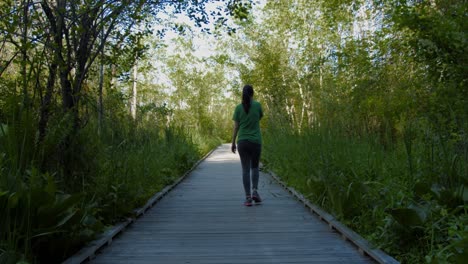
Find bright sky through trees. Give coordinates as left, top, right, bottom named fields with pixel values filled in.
left=147, top=0, right=265, bottom=98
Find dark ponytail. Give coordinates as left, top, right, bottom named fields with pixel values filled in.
left=242, top=84, right=254, bottom=114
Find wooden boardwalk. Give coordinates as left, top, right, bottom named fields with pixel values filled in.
left=90, top=144, right=374, bottom=264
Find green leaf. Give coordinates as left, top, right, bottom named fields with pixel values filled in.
left=414, top=181, right=431, bottom=197
left=54, top=210, right=77, bottom=229
left=36, top=193, right=81, bottom=229
left=44, top=173, right=57, bottom=196
left=8, top=192, right=19, bottom=209
left=30, top=230, right=62, bottom=239
left=450, top=237, right=468, bottom=264
left=30, top=188, right=54, bottom=210
left=0, top=190, right=9, bottom=198
left=461, top=185, right=468, bottom=203
left=389, top=207, right=426, bottom=228
left=0, top=123, right=7, bottom=136
left=55, top=193, right=82, bottom=213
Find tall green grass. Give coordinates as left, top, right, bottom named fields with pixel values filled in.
left=263, top=122, right=467, bottom=263
left=0, top=105, right=219, bottom=263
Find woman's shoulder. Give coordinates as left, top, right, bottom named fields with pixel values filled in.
left=234, top=103, right=243, bottom=113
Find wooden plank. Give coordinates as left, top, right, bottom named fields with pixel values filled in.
left=267, top=169, right=399, bottom=264
left=63, top=219, right=132, bottom=264
left=81, top=144, right=385, bottom=264
left=331, top=220, right=400, bottom=264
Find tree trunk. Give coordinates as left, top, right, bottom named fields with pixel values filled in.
left=38, top=62, right=57, bottom=143
left=319, top=44, right=323, bottom=91
left=110, top=64, right=117, bottom=89
left=98, top=54, right=104, bottom=134
left=37, top=0, right=64, bottom=143
left=131, top=60, right=138, bottom=120
left=21, top=0, right=31, bottom=109
left=98, top=14, right=105, bottom=135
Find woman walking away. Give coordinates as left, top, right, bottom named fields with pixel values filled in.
left=231, top=84, right=264, bottom=206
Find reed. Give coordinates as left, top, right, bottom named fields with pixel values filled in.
left=0, top=108, right=219, bottom=263
left=263, top=118, right=467, bottom=263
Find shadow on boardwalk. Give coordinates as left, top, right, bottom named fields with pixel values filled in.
left=89, top=144, right=374, bottom=264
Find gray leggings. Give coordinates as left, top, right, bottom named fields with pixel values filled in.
left=237, top=140, right=262, bottom=196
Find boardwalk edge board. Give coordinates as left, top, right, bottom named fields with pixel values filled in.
left=62, top=146, right=219, bottom=264
left=266, top=169, right=400, bottom=264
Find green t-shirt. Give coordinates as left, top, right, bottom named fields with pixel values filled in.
left=232, top=100, right=263, bottom=144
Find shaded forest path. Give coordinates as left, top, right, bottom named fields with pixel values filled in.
left=89, top=144, right=374, bottom=263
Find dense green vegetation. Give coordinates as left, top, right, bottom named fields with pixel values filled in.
left=0, top=111, right=208, bottom=263
left=229, top=1, right=467, bottom=263
left=0, top=0, right=243, bottom=263
left=1, top=0, right=466, bottom=263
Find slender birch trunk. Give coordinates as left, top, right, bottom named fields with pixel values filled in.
left=131, top=60, right=138, bottom=120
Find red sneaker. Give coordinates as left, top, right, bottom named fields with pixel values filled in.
left=252, top=190, right=262, bottom=203
left=244, top=197, right=253, bottom=206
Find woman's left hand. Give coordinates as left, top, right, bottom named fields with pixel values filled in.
left=231, top=143, right=237, bottom=154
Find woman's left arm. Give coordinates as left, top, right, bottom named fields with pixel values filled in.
left=231, top=121, right=239, bottom=153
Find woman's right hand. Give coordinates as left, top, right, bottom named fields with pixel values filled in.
left=231, top=143, right=237, bottom=154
